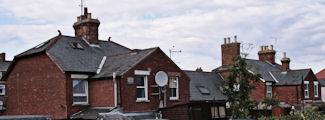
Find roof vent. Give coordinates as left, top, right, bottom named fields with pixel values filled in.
left=70, top=42, right=83, bottom=49
left=197, top=86, right=210, bottom=95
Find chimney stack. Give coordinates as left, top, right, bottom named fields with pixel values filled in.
left=0, top=53, right=5, bottom=62
left=195, top=67, right=203, bottom=72
left=221, top=35, right=240, bottom=68
left=73, top=7, right=100, bottom=43
left=258, top=45, right=276, bottom=64
left=281, top=52, right=290, bottom=71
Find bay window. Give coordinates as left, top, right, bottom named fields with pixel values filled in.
left=304, top=81, right=309, bottom=98
left=314, top=81, right=319, bottom=97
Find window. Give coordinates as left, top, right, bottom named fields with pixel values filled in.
left=0, top=72, right=2, bottom=79
left=73, top=80, right=88, bottom=104
left=266, top=82, right=272, bottom=98
left=169, top=77, right=178, bottom=100
left=304, top=81, right=309, bottom=98
left=0, top=85, right=5, bottom=95
left=136, top=75, right=148, bottom=101
left=314, top=82, right=319, bottom=97
left=211, top=106, right=226, bottom=118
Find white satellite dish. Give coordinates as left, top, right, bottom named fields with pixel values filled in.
left=155, top=71, right=168, bottom=87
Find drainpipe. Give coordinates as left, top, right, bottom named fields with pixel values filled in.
left=113, top=72, right=117, bottom=107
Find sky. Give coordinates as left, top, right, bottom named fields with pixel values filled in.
left=0, top=0, right=325, bottom=73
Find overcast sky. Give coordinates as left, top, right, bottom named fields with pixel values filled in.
left=0, top=0, right=325, bottom=73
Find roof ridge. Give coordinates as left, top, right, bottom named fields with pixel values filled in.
left=183, top=70, right=214, bottom=74
left=45, top=35, right=63, bottom=51
left=108, top=40, right=131, bottom=50
left=106, top=47, right=158, bottom=58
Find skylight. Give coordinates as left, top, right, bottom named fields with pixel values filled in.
left=197, top=86, right=210, bottom=95
left=70, top=42, right=83, bottom=49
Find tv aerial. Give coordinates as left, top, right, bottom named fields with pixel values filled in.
left=155, top=71, right=168, bottom=108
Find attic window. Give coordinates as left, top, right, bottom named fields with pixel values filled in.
left=197, top=86, right=210, bottom=95
left=70, top=42, right=83, bottom=49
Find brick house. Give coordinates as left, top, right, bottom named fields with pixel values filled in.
left=0, top=53, right=10, bottom=111
left=1, top=8, right=190, bottom=119
left=213, top=36, right=321, bottom=116
left=316, top=69, right=325, bottom=102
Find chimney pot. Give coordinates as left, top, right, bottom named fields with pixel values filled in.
left=227, top=37, right=230, bottom=43
left=224, top=38, right=227, bottom=44
left=260, top=46, right=263, bottom=51
left=87, top=13, right=92, bottom=19
left=234, top=35, right=237, bottom=43
left=84, top=7, right=88, bottom=15
left=77, top=16, right=81, bottom=22
left=270, top=45, right=274, bottom=51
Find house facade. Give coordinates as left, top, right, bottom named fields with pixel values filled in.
left=213, top=37, right=321, bottom=116
left=1, top=8, right=190, bottom=119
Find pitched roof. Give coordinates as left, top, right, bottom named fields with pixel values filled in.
left=15, top=35, right=131, bottom=73
left=0, top=61, right=10, bottom=72
left=318, top=79, right=325, bottom=87
left=47, top=36, right=130, bottom=73
left=270, top=69, right=311, bottom=86
left=184, top=71, right=226, bottom=101
left=91, top=48, right=158, bottom=79
left=316, top=69, right=325, bottom=79
left=245, top=59, right=282, bottom=82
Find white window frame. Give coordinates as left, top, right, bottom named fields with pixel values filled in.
left=73, top=80, right=89, bottom=105
left=169, top=77, right=179, bottom=100
left=0, top=85, right=5, bottom=96
left=266, top=82, right=272, bottom=98
left=314, top=81, right=319, bottom=97
left=0, top=72, right=2, bottom=79
left=136, top=75, right=148, bottom=101
left=304, top=81, right=309, bottom=98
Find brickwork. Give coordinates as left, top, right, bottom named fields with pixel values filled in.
left=4, top=54, right=68, bottom=119
left=161, top=104, right=190, bottom=120
left=0, top=53, right=5, bottom=62
left=221, top=42, right=240, bottom=68
left=250, top=80, right=266, bottom=102
left=120, top=48, right=190, bottom=112
left=88, top=79, right=114, bottom=107
left=73, top=8, right=100, bottom=43
left=273, top=86, right=302, bottom=105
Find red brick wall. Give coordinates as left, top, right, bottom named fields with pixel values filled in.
left=303, top=70, right=321, bottom=101
left=272, top=106, right=286, bottom=117
left=4, top=54, right=68, bottom=119
left=221, top=42, right=240, bottom=67
left=250, top=80, right=266, bottom=102
left=273, top=86, right=302, bottom=105
left=88, top=79, right=114, bottom=107
left=73, top=22, right=100, bottom=43
left=120, top=48, right=190, bottom=112
left=161, top=104, right=189, bottom=120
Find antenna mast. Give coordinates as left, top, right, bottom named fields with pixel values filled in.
left=79, top=0, right=84, bottom=15
left=169, top=46, right=182, bottom=60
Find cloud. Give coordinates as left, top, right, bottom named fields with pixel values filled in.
left=0, top=0, right=325, bottom=72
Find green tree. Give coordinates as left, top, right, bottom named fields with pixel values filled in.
left=222, top=56, right=260, bottom=118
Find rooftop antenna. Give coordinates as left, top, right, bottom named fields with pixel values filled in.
left=78, top=0, right=84, bottom=15
left=169, top=46, right=182, bottom=60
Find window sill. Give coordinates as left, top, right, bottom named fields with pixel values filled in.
left=72, top=103, right=90, bottom=106
left=169, top=98, right=179, bottom=101
left=136, top=99, right=150, bottom=103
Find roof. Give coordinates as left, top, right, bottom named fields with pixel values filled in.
left=184, top=71, right=226, bottom=101
left=316, top=69, right=325, bottom=79
left=245, top=59, right=282, bottom=82
left=270, top=69, right=311, bottom=86
left=318, top=79, right=325, bottom=86
left=0, top=61, right=10, bottom=72
left=15, top=35, right=131, bottom=73
left=91, top=48, right=157, bottom=78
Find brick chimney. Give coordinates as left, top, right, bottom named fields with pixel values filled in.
left=73, top=7, right=100, bottom=43
left=0, top=53, right=5, bottom=62
left=195, top=67, right=203, bottom=72
left=221, top=35, right=240, bottom=68
left=281, top=52, right=290, bottom=71
left=258, top=45, right=276, bottom=64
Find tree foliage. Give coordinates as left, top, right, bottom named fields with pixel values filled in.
left=222, top=56, right=261, bottom=118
